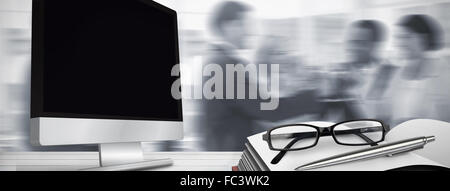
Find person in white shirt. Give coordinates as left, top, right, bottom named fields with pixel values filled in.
left=385, top=14, right=448, bottom=126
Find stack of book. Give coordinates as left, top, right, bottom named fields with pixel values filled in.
left=237, top=142, right=269, bottom=171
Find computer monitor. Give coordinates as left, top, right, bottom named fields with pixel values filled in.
left=30, top=0, right=183, bottom=167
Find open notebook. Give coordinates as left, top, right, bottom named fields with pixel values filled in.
left=245, top=119, right=450, bottom=171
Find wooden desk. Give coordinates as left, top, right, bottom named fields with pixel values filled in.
left=0, top=152, right=242, bottom=171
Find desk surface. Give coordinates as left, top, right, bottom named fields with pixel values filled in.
left=0, top=152, right=242, bottom=171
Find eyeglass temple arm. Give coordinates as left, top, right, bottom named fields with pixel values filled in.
left=354, top=133, right=378, bottom=146
left=333, top=127, right=381, bottom=146
left=271, top=136, right=303, bottom=164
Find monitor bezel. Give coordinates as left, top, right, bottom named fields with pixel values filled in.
left=30, top=117, right=183, bottom=146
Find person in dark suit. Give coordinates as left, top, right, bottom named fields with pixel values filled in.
left=199, top=1, right=321, bottom=151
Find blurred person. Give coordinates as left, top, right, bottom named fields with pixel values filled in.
left=0, top=30, right=7, bottom=151
left=200, top=1, right=321, bottom=151
left=345, top=20, right=387, bottom=69
left=319, top=20, right=394, bottom=122
left=386, top=14, right=448, bottom=126
left=0, top=29, right=32, bottom=151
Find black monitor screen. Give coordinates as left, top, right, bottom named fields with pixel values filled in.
left=31, top=0, right=182, bottom=121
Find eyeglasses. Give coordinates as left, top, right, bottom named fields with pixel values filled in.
left=262, top=119, right=389, bottom=164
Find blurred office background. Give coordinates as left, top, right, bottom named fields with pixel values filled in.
left=1, top=0, right=449, bottom=151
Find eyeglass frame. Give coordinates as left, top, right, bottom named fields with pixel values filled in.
left=263, top=119, right=390, bottom=152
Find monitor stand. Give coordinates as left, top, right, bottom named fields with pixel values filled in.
left=82, top=142, right=173, bottom=171
left=99, top=142, right=144, bottom=166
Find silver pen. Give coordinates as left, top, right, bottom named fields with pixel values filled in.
left=295, top=136, right=435, bottom=171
